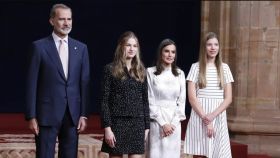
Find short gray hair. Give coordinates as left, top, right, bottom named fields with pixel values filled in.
left=50, top=3, right=72, bottom=18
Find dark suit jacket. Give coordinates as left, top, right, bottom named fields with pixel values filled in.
left=25, top=35, right=90, bottom=126
left=100, top=64, right=150, bottom=129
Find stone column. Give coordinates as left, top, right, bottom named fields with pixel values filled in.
left=201, top=1, right=280, bottom=157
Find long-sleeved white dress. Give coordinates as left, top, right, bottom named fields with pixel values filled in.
left=146, top=66, right=186, bottom=158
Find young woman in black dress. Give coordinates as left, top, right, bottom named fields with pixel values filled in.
left=100, top=31, right=150, bottom=158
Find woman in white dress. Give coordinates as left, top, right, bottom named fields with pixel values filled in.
left=184, top=32, right=234, bottom=158
left=147, top=39, right=186, bottom=158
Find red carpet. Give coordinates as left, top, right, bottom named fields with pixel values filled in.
left=0, top=113, right=271, bottom=158
left=231, top=141, right=247, bottom=158
left=248, top=155, right=271, bottom=158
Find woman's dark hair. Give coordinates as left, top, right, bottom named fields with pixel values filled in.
left=154, top=38, right=179, bottom=76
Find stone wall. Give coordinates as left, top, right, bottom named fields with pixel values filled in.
left=201, top=1, right=280, bottom=157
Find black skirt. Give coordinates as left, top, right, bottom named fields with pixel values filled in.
left=101, top=116, right=145, bottom=154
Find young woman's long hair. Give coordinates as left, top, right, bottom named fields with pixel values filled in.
left=154, top=39, right=179, bottom=76
left=198, top=32, right=224, bottom=89
left=112, top=31, right=146, bottom=82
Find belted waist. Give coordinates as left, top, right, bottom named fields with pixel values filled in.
left=157, top=100, right=177, bottom=108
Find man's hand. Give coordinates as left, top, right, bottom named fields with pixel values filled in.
left=28, top=118, right=39, bottom=135
left=77, top=117, right=87, bottom=133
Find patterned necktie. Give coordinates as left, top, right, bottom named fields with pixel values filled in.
left=59, top=39, right=69, bottom=79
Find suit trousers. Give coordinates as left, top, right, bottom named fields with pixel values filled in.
left=35, top=106, right=78, bottom=158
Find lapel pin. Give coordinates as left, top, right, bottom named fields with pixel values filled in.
left=74, top=46, right=77, bottom=50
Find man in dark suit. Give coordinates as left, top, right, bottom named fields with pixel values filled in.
left=25, top=3, right=90, bottom=158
